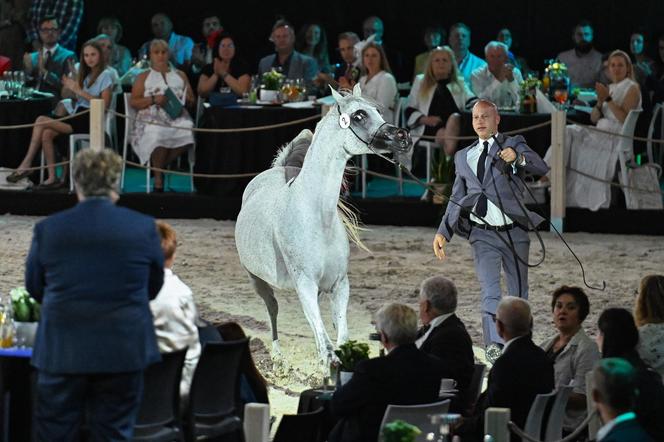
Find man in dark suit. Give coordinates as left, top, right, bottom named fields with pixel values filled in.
left=593, top=358, right=654, bottom=442
left=26, top=149, right=164, bottom=441
left=329, top=303, right=445, bottom=442
left=258, top=19, right=318, bottom=82
left=416, top=275, right=474, bottom=409
left=433, top=99, right=549, bottom=351
left=458, top=297, right=554, bottom=441
left=23, top=15, right=76, bottom=101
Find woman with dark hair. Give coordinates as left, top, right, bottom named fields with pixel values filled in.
left=297, top=23, right=331, bottom=74
left=597, top=308, right=664, bottom=440
left=197, top=32, right=250, bottom=97
left=540, top=286, right=600, bottom=433
left=217, top=322, right=269, bottom=405
left=635, top=275, right=664, bottom=377
left=7, top=40, right=113, bottom=188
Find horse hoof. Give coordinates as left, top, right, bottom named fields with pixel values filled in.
left=271, top=340, right=284, bottom=359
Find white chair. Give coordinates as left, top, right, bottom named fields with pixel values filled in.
left=616, top=109, right=642, bottom=201
left=378, top=399, right=450, bottom=442
left=523, top=386, right=572, bottom=442
left=646, top=103, right=663, bottom=166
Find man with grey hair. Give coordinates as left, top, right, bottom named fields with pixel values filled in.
left=416, top=275, right=474, bottom=406
left=26, top=148, right=164, bottom=440
left=138, top=13, right=194, bottom=69
left=471, top=41, right=523, bottom=107
left=329, top=303, right=445, bottom=442
left=258, top=19, right=318, bottom=81
left=457, top=297, right=554, bottom=441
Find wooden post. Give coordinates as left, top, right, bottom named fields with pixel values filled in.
left=243, top=403, right=270, bottom=442
left=550, top=109, right=566, bottom=232
left=484, top=407, right=510, bottom=442
left=89, top=99, right=105, bottom=151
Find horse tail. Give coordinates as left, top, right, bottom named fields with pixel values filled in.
left=272, top=129, right=314, bottom=168
left=337, top=198, right=371, bottom=254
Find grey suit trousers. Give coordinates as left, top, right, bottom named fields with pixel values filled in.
left=469, top=226, right=530, bottom=346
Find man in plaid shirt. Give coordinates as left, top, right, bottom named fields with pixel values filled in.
left=27, top=0, right=83, bottom=51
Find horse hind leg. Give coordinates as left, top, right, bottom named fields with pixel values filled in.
left=330, top=276, right=350, bottom=347
left=248, top=273, right=282, bottom=357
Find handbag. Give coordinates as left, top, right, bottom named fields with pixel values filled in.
left=162, top=86, right=184, bottom=119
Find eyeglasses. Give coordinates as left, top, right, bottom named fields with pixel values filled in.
left=39, top=28, right=59, bottom=33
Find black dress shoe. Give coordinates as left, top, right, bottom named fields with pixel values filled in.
left=6, top=170, right=31, bottom=183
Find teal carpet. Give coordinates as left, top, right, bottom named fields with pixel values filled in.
left=121, top=167, right=194, bottom=193
left=350, top=176, right=427, bottom=199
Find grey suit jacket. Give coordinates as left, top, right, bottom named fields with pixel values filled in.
left=257, top=50, right=318, bottom=81
left=437, top=133, right=549, bottom=241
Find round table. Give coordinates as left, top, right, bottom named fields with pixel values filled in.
left=0, top=97, right=53, bottom=168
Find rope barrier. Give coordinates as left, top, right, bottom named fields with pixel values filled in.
left=124, top=160, right=260, bottom=179
left=0, top=109, right=90, bottom=130
left=507, top=409, right=597, bottom=442
left=111, top=110, right=320, bottom=133
left=568, top=166, right=664, bottom=195
left=5, top=160, right=70, bottom=172
left=567, top=118, right=664, bottom=144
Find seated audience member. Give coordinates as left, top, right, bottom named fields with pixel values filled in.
left=647, top=34, right=664, bottom=104
left=540, top=286, right=600, bottom=433
left=217, top=322, right=269, bottom=406
left=597, top=308, right=664, bottom=440
left=27, top=0, right=83, bottom=52
left=629, top=30, right=656, bottom=110
left=543, top=50, right=641, bottom=210
left=413, top=26, right=445, bottom=78
left=496, top=27, right=529, bottom=74
left=592, top=358, right=654, bottom=442
left=362, top=15, right=384, bottom=46
left=329, top=303, right=445, bottom=442
left=358, top=42, right=398, bottom=123
left=138, top=13, right=194, bottom=70
left=416, top=275, right=474, bottom=410
left=150, top=220, right=201, bottom=400
left=297, top=23, right=331, bottom=74
left=23, top=15, right=76, bottom=101
left=130, top=39, right=195, bottom=192
left=406, top=46, right=474, bottom=167
left=8, top=40, right=113, bottom=188
left=557, top=20, right=602, bottom=88
left=362, top=15, right=405, bottom=81
left=319, top=31, right=360, bottom=90
left=635, top=274, right=664, bottom=377
left=97, top=17, right=132, bottom=76
left=471, top=41, right=523, bottom=108
left=197, top=32, right=250, bottom=98
left=92, top=34, right=120, bottom=88
left=258, top=19, right=318, bottom=82
left=191, top=15, right=223, bottom=74
left=448, top=22, right=486, bottom=89
left=458, top=297, right=554, bottom=442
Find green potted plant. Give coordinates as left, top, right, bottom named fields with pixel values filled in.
left=260, top=69, right=284, bottom=102
left=382, top=419, right=421, bottom=442
left=10, top=287, right=40, bottom=347
left=431, top=153, right=455, bottom=206
left=334, top=340, right=370, bottom=385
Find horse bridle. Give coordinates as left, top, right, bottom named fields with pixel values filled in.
left=336, top=103, right=397, bottom=164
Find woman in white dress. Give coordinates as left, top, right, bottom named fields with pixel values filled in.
left=635, top=274, right=664, bottom=378
left=544, top=49, right=641, bottom=210
left=358, top=42, right=398, bottom=124
left=130, top=39, right=195, bottom=192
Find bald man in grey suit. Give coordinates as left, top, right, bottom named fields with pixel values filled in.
left=432, top=99, right=548, bottom=350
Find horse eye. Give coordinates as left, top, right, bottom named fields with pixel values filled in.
left=352, top=110, right=367, bottom=122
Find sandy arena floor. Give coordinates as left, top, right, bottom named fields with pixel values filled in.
left=1, top=214, right=662, bottom=422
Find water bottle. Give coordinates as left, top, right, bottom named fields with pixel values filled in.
left=0, top=294, right=16, bottom=348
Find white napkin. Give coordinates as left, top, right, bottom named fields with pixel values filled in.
left=536, top=89, right=556, bottom=114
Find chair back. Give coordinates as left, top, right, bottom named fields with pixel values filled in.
left=272, top=407, right=324, bottom=442
left=543, top=386, right=572, bottom=441
left=123, top=92, right=137, bottom=141
left=105, top=92, right=118, bottom=149
left=523, top=386, right=572, bottom=441
left=464, top=364, right=486, bottom=413
left=616, top=109, right=643, bottom=198
left=378, top=399, right=450, bottom=442
left=133, top=349, right=186, bottom=440
left=647, top=103, right=663, bottom=166
left=195, top=96, right=206, bottom=128
left=188, top=339, right=247, bottom=419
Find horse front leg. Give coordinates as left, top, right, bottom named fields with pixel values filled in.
left=295, top=277, right=334, bottom=364
left=330, top=275, right=350, bottom=346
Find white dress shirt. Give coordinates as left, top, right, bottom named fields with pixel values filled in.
left=471, top=65, right=523, bottom=108
left=457, top=51, right=487, bottom=89
left=415, top=312, right=453, bottom=348
left=359, top=70, right=398, bottom=124
left=467, top=136, right=514, bottom=226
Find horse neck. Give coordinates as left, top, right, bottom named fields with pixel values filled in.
left=295, top=116, right=349, bottom=216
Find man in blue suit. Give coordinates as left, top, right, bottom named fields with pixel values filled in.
left=432, top=99, right=549, bottom=351
left=25, top=149, right=164, bottom=441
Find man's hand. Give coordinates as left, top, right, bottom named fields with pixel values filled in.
left=499, top=147, right=517, bottom=163
left=433, top=234, right=447, bottom=260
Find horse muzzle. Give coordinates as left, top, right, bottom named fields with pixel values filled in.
left=371, top=124, right=412, bottom=154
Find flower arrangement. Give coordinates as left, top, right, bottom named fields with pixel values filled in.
left=334, top=340, right=370, bottom=372
left=261, top=69, right=285, bottom=91
left=382, top=420, right=422, bottom=442
left=10, top=287, right=40, bottom=322
left=520, top=75, right=541, bottom=114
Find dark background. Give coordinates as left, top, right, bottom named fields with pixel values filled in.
left=80, top=0, right=664, bottom=80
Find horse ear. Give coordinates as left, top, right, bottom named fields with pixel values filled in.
left=353, top=83, right=362, bottom=97
left=330, top=86, right=344, bottom=102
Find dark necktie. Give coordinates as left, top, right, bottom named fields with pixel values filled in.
left=476, top=141, right=489, bottom=218
left=44, top=50, right=51, bottom=67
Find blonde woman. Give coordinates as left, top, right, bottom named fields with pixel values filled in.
left=405, top=46, right=474, bottom=165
